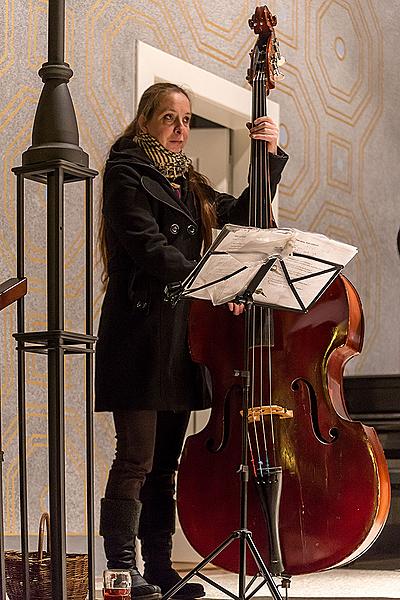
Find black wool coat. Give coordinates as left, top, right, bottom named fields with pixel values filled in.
left=95, top=137, right=288, bottom=412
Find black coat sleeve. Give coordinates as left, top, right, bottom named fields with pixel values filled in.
left=103, top=164, right=196, bottom=283
left=215, top=148, right=288, bottom=226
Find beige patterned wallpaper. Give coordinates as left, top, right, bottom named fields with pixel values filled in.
left=0, top=0, right=399, bottom=540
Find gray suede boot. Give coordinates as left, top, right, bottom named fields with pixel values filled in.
left=100, top=498, right=161, bottom=599
left=139, top=495, right=205, bottom=599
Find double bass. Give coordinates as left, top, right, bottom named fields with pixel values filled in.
left=177, top=5, right=390, bottom=578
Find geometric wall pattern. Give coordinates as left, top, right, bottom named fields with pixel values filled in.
left=0, top=0, right=399, bottom=540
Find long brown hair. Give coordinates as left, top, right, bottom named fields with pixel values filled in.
left=99, top=82, right=217, bottom=283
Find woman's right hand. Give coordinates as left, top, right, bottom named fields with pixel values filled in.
left=228, top=302, right=246, bottom=316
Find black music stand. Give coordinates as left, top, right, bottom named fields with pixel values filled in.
left=168, top=224, right=356, bottom=312
left=164, top=298, right=286, bottom=600
left=164, top=225, right=357, bottom=600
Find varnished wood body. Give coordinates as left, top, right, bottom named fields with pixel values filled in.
left=177, top=276, right=390, bottom=575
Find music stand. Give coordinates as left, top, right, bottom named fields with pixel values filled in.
left=164, top=225, right=357, bottom=600
left=163, top=308, right=286, bottom=600
left=170, top=224, right=357, bottom=312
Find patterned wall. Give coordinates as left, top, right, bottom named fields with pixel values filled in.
left=0, top=0, right=399, bottom=541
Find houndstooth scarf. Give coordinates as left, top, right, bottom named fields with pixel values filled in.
left=135, top=133, right=192, bottom=180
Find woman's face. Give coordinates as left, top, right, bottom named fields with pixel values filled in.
left=139, top=91, right=191, bottom=153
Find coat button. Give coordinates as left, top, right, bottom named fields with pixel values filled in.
left=170, top=223, right=180, bottom=235
left=187, top=224, right=197, bottom=235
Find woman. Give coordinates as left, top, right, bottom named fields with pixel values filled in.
left=96, top=82, right=288, bottom=599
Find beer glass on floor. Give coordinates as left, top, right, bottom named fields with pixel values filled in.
left=103, top=569, right=131, bottom=598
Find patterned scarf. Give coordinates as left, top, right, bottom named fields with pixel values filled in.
left=135, top=133, right=192, bottom=180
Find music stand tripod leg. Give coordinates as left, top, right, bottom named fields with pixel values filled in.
left=161, top=528, right=283, bottom=600
left=161, top=530, right=240, bottom=600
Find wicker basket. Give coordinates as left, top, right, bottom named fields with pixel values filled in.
left=5, top=512, right=88, bottom=600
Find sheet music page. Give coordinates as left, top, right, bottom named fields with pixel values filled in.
left=186, top=253, right=255, bottom=304
left=184, top=225, right=294, bottom=304
left=254, top=232, right=357, bottom=309
left=216, top=224, right=295, bottom=264
left=291, top=229, right=357, bottom=264
left=253, top=260, right=300, bottom=310
left=254, top=262, right=338, bottom=310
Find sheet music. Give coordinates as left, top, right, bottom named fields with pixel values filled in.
left=182, top=224, right=358, bottom=312
left=215, top=225, right=294, bottom=264
left=253, top=260, right=339, bottom=310
left=291, top=229, right=358, bottom=264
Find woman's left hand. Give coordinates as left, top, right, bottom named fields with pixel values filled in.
left=248, top=116, right=279, bottom=154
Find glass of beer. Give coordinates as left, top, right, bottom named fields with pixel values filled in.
left=103, top=569, right=132, bottom=598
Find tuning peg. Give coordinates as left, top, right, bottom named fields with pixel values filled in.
left=273, top=38, right=285, bottom=67
left=271, top=56, right=285, bottom=81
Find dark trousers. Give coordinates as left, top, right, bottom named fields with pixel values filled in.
left=105, top=409, right=191, bottom=503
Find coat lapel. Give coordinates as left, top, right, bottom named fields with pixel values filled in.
left=140, top=176, right=196, bottom=224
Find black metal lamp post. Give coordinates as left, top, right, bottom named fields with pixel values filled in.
left=22, top=0, right=88, bottom=168
left=9, top=1, right=97, bottom=598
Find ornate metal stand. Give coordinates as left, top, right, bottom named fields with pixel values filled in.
left=3, top=1, right=98, bottom=598
left=12, top=161, right=97, bottom=600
